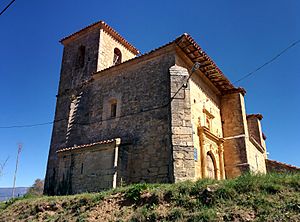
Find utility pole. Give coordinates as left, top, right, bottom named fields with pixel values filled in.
left=12, top=143, right=22, bottom=198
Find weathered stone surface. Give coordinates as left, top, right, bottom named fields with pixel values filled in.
left=170, top=65, right=195, bottom=182
left=221, top=92, right=250, bottom=178
left=44, top=27, right=177, bottom=194
left=45, top=22, right=274, bottom=195
left=266, top=159, right=300, bottom=174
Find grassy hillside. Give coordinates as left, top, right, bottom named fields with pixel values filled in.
left=1, top=173, right=299, bottom=222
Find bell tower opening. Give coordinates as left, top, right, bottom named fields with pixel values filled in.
left=113, top=48, right=122, bottom=65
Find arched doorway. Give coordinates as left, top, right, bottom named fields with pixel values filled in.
left=206, top=152, right=216, bottom=179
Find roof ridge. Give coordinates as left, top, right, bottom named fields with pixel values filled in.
left=56, top=138, right=116, bottom=153
left=93, top=33, right=236, bottom=93
left=60, top=20, right=139, bottom=54
left=267, top=159, right=300, bottom=170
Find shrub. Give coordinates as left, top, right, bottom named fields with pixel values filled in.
left=130, top=206, right=157, bottom=222
left=167, top=207, right=185, bottom=221
left=125, top=184, right=148, bottom=201
left=27, top=179, right=44, bottom=196
left=215, top=187, right=236, bottom=201
left=187, top=208, right=216, bottom=222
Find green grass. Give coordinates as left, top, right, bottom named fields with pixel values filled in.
left=1, top=173, right=300, bottom=221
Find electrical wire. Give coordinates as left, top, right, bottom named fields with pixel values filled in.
left=0, top=72, right=190, bottom=129
left=0, top=103, right=170, bottom=129
left=0, top=0, right=16, bottom=16
left=0, top=119, right=65, bottom=129
left=1, top=39, right=299, bottom=129
left=234, top=39, right=300, bottom=84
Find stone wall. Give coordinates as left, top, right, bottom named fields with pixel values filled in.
left=169, top=65, right=195, bottom=182
left=221, top=90, right=268, bottom=178
left=56, top=140, right=119, bottom=194
left=44, top=29, right=101, bottom=195
left=97, top=29, right=137, bottom=71
left=189, top=68, right=224, bottom=180
left=247, top=115, right=264, bottom=147
left=63, top=48, right=176, bottom=187
left=45, top=24, right=270, bottom=194
left=246, top=139, right=266, bottom=173
left=221, top=91, right=250, bottom=178
left=266, top=159, right=300, bottom=174
left=45, top=27, right=173, bottom=195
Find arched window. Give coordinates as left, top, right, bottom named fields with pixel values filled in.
left=113, top=48, right=122, bottom=65
left=76, top=45, right=85, bottom=68
left=110, top=99, right=118, bottom=118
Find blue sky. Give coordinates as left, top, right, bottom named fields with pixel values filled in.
left=0, top=0, right=299, bottom=187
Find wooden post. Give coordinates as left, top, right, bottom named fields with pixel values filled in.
left=12, top=144, right=22, bottom=198
left=112, top=138, right=121, bottom=189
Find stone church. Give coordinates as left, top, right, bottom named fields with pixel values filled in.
left=44, top=21, right=297, bottom=195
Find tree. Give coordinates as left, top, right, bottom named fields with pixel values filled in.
left=27, top=179, right=44, bottom=196
left=0, top=157, right=9, bottom=178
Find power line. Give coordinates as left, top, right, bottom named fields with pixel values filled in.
left=0, top=0, right=16, bottom=16
left=234, top=39, right=300, bottom=84
left=0, top=63, right=201, bottom=129
left=0, top=120, right=63, bottom=129
left=0, top=104, right=168, bottom=129
left=1, top=39, right=299, bottom=129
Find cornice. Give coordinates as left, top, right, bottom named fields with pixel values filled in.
left=199, top=126, right=224, bottom=144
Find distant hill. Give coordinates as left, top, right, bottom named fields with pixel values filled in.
left=0, top=173, right=300, bottom=221
left=0, top=187, right=29, bottom=202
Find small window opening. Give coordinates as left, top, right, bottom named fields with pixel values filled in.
left=80, top=163, right=84, bottom=174
left=113, top=48, right=122, bottom=65
left=111, top=102, right=117, bottom=118
left=76, top=45, right=85, bottom=68
left=206, top=117, right=211, bottom=130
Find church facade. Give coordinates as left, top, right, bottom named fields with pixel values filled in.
left=44, top=21, right=270, bottom=195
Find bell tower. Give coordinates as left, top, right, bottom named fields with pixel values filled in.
left=44, top=21, right=139, bottom=195
left=58, top=21, right=139, bottom=89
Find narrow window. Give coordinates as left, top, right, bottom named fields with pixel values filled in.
left=80, top=163, right=84, bottom=174
left=113, top=48, right=122, bottom=65
left=111, top=102, right=117, bottom=118
left=76, top=45, right=85, bottom=68
left=206, top=117, right=211, bottom=130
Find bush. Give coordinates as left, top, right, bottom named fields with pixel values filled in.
left=27, top=179, right=44, bottom=196
left=167, top=207, right=185, bottom=221
left=215, top=187, right=236, bottom=201
left=130, top=206, right=157, bottom=222
left=125, top=184, right=148, bottom=201
left=187, top=208, right=216, bottom=222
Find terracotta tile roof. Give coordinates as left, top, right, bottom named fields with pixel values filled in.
left=176, top=34, right=235, bottom=93
left=266, top=159, right=300, bottom=170
left=56, top=139, right=115, bottom=153
left=60, top=21, right=139, bottom=55
left=247, top=114, right=263, bottom=120
left=93, top=33, right=236, bottom=94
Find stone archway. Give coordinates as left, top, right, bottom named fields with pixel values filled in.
left=206, top=152, right=216, bottom=179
